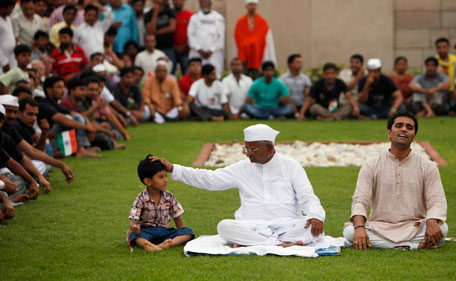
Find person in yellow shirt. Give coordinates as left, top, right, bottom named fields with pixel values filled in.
left=49, top=4, right=76, bottom=47
left=435, top=37, right=456, bottom=92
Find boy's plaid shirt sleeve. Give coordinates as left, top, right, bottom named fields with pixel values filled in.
left=168, top=192, right=184, bottom=219
left=128, top=191, right=144, bottom=221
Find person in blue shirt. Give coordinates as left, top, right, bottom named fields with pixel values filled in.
left=105, top=0, right=138, bottom=54
left=243, top=61, right=295, bottom=119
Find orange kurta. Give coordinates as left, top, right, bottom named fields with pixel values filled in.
left=142, top=76, right=182, bottom=114
left=234, top=14, right=269, bottom=70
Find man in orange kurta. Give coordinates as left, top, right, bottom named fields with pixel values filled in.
left=142, top=61, right=183, bottom=124
left=233, top=0, right=276, bottom=79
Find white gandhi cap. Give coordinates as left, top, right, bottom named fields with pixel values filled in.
left=0, top=95, right=19, bottom=107
left=244, top=124, right=280, bottom=143
left=245, top=0, right=259, bottom=4
left=367, top=58, right=382, bottom=70
left=92, top=64, right=106, bottom=73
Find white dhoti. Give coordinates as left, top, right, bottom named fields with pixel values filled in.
left=217, top=218, right=324, bottom=246
left=343, top=222, right=448, bottom=250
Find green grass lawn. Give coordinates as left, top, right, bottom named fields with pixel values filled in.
left=1, top=118, right=455, bottom=281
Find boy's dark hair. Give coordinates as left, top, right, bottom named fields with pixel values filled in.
left=14, top=44, right=32, bottom=56
left=106, top=26, right=118, bottom=37
left=287, top=54, right=301, bottom=65
left=425, top=56, right=438, bottom=66
left=132, top=0, right=145, bottom=4
left=394, top=56, right=407, bottom=65
left=34, top=30, right=49, bottom=41
left=137, top=155, right=166, bottom=184
left=21, top=0, right=34, bottom=4
left=63, top=4, right=77, bottom=14
left=350, top=54, right=364, bottom=64
left=261, top=61, right=275, bottom=71
left=83, top=76, right=100, bottom=86
left=12, top=86, right=33, bottom=98
left=435, top=37, right=449, bottom=46
left=202, top=64, right=215, bottom=76
left=59, top=27, right=73, bottom=37
left=90, top=52, right=104, bottom=61
left=15, top=79, right=31, bottom=87
left=19, top=97, right=38, bottom=111
left=387, top=111, right=418, bottom=134
left=84, top=3, right=98, bottom=14
left=323, top=62, right=338, bottom=72
left=124, top=40, right=139, bottom=53
left=67, top=78, right=85, bottom=91
left=120, top=67, right=135, bottom=77
left=43, top=76, right=64, bottom=96
left=188, top=57, right=202, bottom=66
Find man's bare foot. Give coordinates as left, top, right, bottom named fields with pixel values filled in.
left=418, top=240, right=438, bottom=249
left=211, top=116, right=224, bottom=122
left=87, top=146, right=101, bottom=152
left=144, top=243, right=162, bottom=252
left=12, top=194, right=29, bottom=203
left=316, top=116, right=335, bottom=121
left=416, top=110, right=425, bottom=117
left=75, top=147, right=102, bottom=158
left=158, top=239, right=173, bottom=249
left=357, top=115, right=372, bottom=120
left=115, top=144, right=126, bottom=149
left=279, top=240, right=306, bottom=248
left=230, top=243, right=246, bottom=248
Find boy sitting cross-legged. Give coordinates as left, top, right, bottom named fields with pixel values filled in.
left=128, top=155, right=195, bottom=252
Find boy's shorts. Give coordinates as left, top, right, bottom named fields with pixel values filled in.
left=128, top=226, right=195, bottom=245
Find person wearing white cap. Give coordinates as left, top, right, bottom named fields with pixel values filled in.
left=0, top=94, right=75, bottom=191
left=152, top=124, right=326, bottom=247
left=0, top=102, right=40, bottom=201
left=232, top=0, right=276, bottom=79
left=187, top=0, right=225, bottom=79
left=357, top=58, right=403, bottom=119
left=142, top=60, right=183, bottom=124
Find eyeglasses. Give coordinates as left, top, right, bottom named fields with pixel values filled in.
left=242, top=146, right=259, bottom=154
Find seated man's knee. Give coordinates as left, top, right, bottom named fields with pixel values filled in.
left=217, top=219, right=238, bottom=239
left=343, top=225, right=355, bottom=242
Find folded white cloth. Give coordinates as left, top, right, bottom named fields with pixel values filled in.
left=184, top=235, right=347, bottom=257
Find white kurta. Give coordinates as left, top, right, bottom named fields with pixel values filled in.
left=73, top=9, right=114, bottom=57
left=0, top=16, right=17, bottom=74
left=171, top=152, right=325, bottom=245
left=187, top=10, right=225, bottom=78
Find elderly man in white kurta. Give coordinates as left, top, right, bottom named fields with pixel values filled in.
left=153, top=124, right=325, bottom=247
left=343, top=111, right=448, bottom=250
left=187, top=0, right=225, bottom=79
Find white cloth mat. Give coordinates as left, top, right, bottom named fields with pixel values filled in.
left=184, top=235, right=347, bottom=257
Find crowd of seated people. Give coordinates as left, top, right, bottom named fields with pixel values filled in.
left=0, top=0, right=455, bottom=222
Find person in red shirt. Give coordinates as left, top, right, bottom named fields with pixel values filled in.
left=178, top=57, right=201, bottom=99
left=389, top=56, right=413, bottom=109
left=173, top=0, right=193, bottom=75
left=51, top=27, right=88, bottom=83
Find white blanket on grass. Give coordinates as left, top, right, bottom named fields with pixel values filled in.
left=184, top=235, right=347, bottom=257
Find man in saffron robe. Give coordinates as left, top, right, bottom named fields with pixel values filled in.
left=233, top=0, right=276, bottom=79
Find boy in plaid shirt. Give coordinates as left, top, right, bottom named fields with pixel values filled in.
left=128, top=155, right=194, bottom=252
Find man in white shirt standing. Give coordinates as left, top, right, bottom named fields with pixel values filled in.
left=73, top=3, right=114, bottom=58
left=184, top=64, right=228, bottom=121
left=152, top=124, right=326, bottom=247
left=187, top=0, right=225, bottom=78
left=222, top=57, right=252, bottom=119
left=11, top=0, right=45, bottom=47
left=134, top=33, right=172, bottom=79
left=0, top=0, right=17, bottom=75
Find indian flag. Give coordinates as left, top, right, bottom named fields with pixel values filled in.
left=56, top=130, right=78, bottom=156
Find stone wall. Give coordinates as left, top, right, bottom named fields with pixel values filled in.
left=394, top=0, right=456, bottom=71
left=183, top=0, right=456, bottom=72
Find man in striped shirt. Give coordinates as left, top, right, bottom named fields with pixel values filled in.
left=51, top=27, right=88, bottom=83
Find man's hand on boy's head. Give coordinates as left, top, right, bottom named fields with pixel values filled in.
left=130, top=220, right=141, bottom=235
left=148, top=156, right=174, bottom=173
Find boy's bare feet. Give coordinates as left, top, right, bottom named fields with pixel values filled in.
left=12, top=194, right=29, bottom=203
left=115, top=144, right=126, bottom=149
left=279, top=240, right=306, bottom=248
left=230, top=243, right=246, bottom=248
left=144, top=242, right=162, bottom=252
left=87, top=146, right=101, bottom=152
left=75, top=147, right=102, bottom=158
left=158, top=239, right=173, bottom=249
